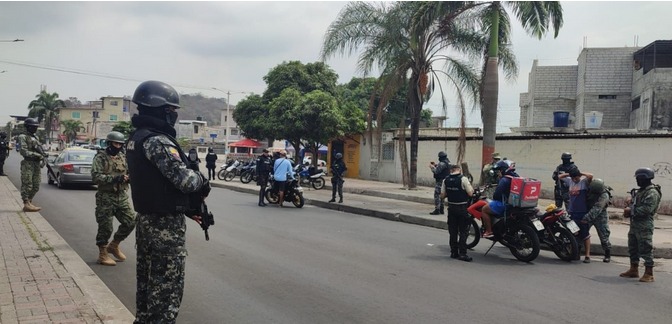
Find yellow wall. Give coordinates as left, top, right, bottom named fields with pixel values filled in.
left=328, top=136, right=361, bottom=179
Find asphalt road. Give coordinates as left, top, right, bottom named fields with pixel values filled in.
left=4, top=153, right=672, bottom=323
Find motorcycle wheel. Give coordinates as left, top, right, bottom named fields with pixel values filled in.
left=224, top=171, right=236, bottom=182
left=551, top=226, right=579, bottom=262
left=507, top=224, right=540, bottom=262
left=311, top=177, right=325, bottom=190
left=265, top=188, right=279, bottom=204
left=217, top=169, right=227, bottom=180
left=292, top=192, right=305, bottom=208
left=465, top=217, right=481, bottom=249
left=240, top=172, right=253, bottom=184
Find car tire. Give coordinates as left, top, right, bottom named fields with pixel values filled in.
left=57, top=173, right=66, bottom=189
left=47, top=173, right=55, bottom=185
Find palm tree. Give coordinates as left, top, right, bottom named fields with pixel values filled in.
left=28, top=90, right=66, bottom=144
left=465, top=1, right=563, bottom=167
left=322, top=1, right=481, bottom=188
left=60, top=120, right=85, bottom=145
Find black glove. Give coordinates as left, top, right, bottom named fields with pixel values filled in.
left=199, top=173, right=211, bottom=198
left=113, top=175, right=125, bottom=183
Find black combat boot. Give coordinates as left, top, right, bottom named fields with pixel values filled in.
left=603, top=249, right=611, bottom=263
left=429, top=209, right=441, bottom=215
left=328, top=197, right=336, bottom=203
left=439, top=206, right=444, bottom=215
left=338, top=197, right=343, bottom=203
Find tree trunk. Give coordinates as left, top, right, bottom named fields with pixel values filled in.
left=481, top=11, right=500, bottom=169
left=398, top=119, right=409, bottom=188
left=408, top=75, right=423, bottom=189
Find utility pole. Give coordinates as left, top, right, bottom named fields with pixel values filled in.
left=226, top=91, right=230, bottom=155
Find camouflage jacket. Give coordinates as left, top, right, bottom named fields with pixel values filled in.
left=632, top=184, right=662, bottom=223
left=583, top=191, right=609, bottom=223
left=482, top=163, right=498, bottom=185
left=92, top=150, right=129, bottom=193
left=18, top=133, right=43, bottom=160
left=141, top=134, right=204, bottom=194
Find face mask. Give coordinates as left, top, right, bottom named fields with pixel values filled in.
left=165, top=108, right=178, bottom=126
left=106, top=145, right=121, bottom=156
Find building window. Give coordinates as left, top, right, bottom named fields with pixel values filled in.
left=92, top=111, right=99, bottom=118
left=72, top=112, right=80, bottom=119
left=109, top=115, right=118, bottom=121
left=382, top=143, right=395, bottom=161
left=598, top=95, right=617, bottom=99
left=632, top=97, right=641, bottom=111
left=110, top=100, right=118, bottom=106
left=193, top=125, right=199, bottom=134
left=224, top=116, right=227, bottom=122
left=231, top=129, right=238, bottom=136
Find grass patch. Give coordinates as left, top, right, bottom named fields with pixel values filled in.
left=17, top=212, right=53, bottom=252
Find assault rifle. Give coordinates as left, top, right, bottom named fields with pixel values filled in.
left=186, top=160, right=214, bottom=240
left=35, top=144, right=57, bottom=181
left=623, top=188, right=638, bottom=218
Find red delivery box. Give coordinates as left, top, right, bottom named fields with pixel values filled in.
left=508, top=177, right=541, bottom=207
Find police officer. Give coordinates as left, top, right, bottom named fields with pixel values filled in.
left=429, top=151, right=450, bottom=215
left=126, top=80, right=210, bottom=323
left=91, top=131, right=136, bottom=266
left=0, top=131, right=9, bottom=175
left=186, top=147, right=201, bottom=172
left=620, top=167, right=662, bottom=283
left=481, top=152, right=502, bottom=199
left=441, top=164, right=474, bottom=262
left=329, top=152, right=347, bottom=203
left=205, top=147, right=218, bottom=180
left=256, top=148, right=272, bottom=206
left=583, top=178, right=612, bottom=262
left=18, top=118, right=46, bottom=212
left=552, top=152, right=576, bottom=208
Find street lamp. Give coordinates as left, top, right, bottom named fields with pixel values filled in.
left=212, top=88, right=247, bottom=155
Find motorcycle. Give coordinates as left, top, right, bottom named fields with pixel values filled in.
left=239, top=161, right=258, bottom=184
left=465, top=186, right=542, bottom=262
left=535, top=204, right=580, bottom=261
left=265, top=175, right=305, bottom=208
left=218, top=159, right=241, bottom=181
left=295, top=164, right=326, bottom=190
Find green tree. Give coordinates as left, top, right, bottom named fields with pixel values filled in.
left=232, top=94, right=275, bottom=141
left=464, top=1, right=563, bottom=166
left=28, top=90, right=66, bottom=144
left=262, top=61, right=339, bottom=101
left=60, top=120, right=85, bottom=145
left=322, top=1, right=481, bottom=188
left=111, top=121, right=134, bottom=138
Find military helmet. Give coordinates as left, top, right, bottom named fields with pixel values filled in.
left=561, top=152, right=572, bottom=160
left=335, top=153, right=343, bottom=159
left=132, top=80, right=180, bottom=109
left=438, top=151, right=447, bottom=158
left=24, top=118, right=39, bottom=126
left=105, top=131, right=126, bottom=144
left=635, top=167, right=655, bottom=180
left=589, top=178, right=605, bottom=193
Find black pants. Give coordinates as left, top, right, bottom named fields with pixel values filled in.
left=258, top=176, right=268, bottom=204
left=0, top=155, right=5, bottom=174
left=331, top=177, right=343, bottom=199
left=207, top=167, right=216, bottom=180
left=447, top=204, right=469, bottom=255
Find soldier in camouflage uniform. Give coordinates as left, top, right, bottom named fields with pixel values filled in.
left=582, top=178, right=612, bottom=262
left=18, top=118, right=46, bottom=212
left=91, top=131, right=136, bottom=267
left=0, top=131, right=10, bottom=176
left=620, top=167, right=662, bottom=283
left=429, top=151, right=451, bottom=215
left=481, top=152, right=502, bottom=199
left=126, top=81, right=210, bottom=323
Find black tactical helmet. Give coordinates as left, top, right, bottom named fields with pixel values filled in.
left=635, top=167, right=655, bottom=180
left=106, top=131, right=126, bottom=144
left=438, top=151, right=447, bottom=159
left=561, top=152, right=572, bottom=160
left=24, top=118, right=39, bottom=127
left=335, top=153, right=343, bottom=159
left=132, top=80, right=180, bottom=109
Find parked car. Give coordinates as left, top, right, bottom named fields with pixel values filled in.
left=303, top=156, right=326, bottom=167
left=47, top=148, right=96, bottom=188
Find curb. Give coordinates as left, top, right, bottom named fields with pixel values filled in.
left=213, top=181, right=672, bottom=259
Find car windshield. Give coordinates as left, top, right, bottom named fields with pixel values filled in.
left=67, top=151, right=95, bottom=162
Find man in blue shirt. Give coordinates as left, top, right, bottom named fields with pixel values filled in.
left=559, top=168, right=593, bottom=262
left=273, top=150, right=295, bottom=207
left=480, top=160, right=519, bottom=238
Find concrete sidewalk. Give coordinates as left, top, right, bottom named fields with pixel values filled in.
left=0, top=176, right=134, bottom=323
left=211, top=176, right=672, bottom=259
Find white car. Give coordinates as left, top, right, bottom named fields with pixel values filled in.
left=303, top=156, right=326, bottom=166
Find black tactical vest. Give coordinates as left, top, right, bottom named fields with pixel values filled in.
left=444, top=174, right=469, bottom=204
left=126, top=128, right=189, bottom=214
left=433, top=161, right=451, bottom=181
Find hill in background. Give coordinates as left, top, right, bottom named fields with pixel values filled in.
left=178, top=93, right=233, bottom=126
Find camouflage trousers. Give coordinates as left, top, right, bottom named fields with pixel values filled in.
left=95, top=191, right=136, bottom=246
left=0, top=154, right=6, bottom=174
left=628, top=222, right=654, bottom=267
left=588, top=215, right=611, bottom=251
left=20, top=160, right=41, bottom=201
left=433, top=182, right=443, bottom=210
left=135, top=213, right=187, bottom=324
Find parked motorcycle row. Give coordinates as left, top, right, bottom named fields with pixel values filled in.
left=465, top=185, right=581, bottom=263
left=215, top=159, right=328, bottom=208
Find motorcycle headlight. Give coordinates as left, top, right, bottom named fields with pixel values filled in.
left=296, top=186, right=304, bottom=193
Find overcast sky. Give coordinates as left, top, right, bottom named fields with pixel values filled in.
left=1, top=1, right=671, bottom=132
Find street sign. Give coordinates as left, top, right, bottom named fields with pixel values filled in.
left=210, top=133, right=218, bottom=139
